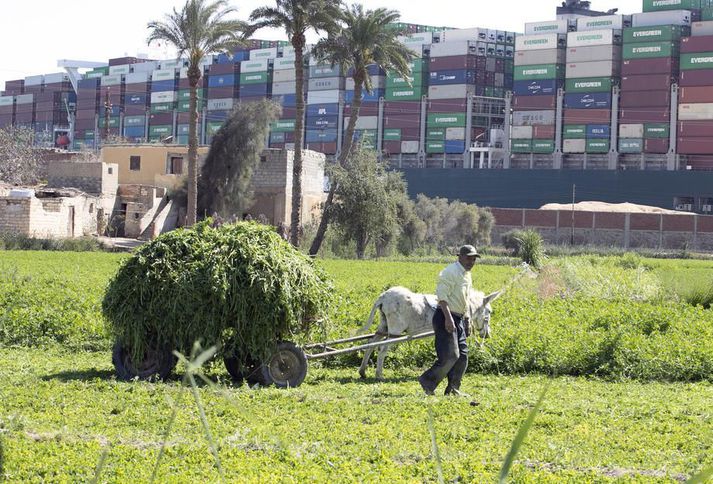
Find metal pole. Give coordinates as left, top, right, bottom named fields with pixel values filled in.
left=553, top=87, right=564, bottom=170
left=377, top=96, right=385, bottom=159
left=570, top=183, right=576, bottom=246
left=608, top=84, right=619, bottom=170
left=667, top=83, right=679, bottom=171
left=305, top=331, right=435, bottom=360
left=503, top=91, right=512, bottom=169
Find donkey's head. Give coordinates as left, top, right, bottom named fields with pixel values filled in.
left=468, top=290, right=502, bottom=339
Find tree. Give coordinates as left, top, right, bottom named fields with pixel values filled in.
left=198, top=99, right=281, bottom=218
left=330, top=145, right=402, bottom=259
left=249, top=0, right=341, bottom=247
left=148, top=0, right=247, bottom=227
left=0, top=126, right=40, bottom=185
left=309, top=4, right=416, bottom=255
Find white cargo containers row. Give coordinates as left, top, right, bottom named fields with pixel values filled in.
left=512, top=110, right=556, bottom=126
left=514, top=49, right=566, bottom=66
left=632, top=10, right=692, bottom=28
left=692, top=21, right=713, bottom=36
left=524, top=20, right=570, bottom=35
left=576, top=15, right=632, bottom=32
left=566, top=45, right=622, bottom=63
left=679, top=103, right=713, bottom=120
left=307, top=89, right=342, bottom=105
left=567, top=30, right=622, bottom=47
left=207, top=98, right=234, bottom=111
left=566, top=60, right=621, bottom=78
left=343, top=116, right=378, bottom=130
left=429, top=41, right=481, bottom=58
left=515, top=34, right=567, bottom=51
left=428, top=84, right=478, bottom=100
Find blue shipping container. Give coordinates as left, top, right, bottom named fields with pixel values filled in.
left=151, top=79, right=176, bottom=92
left=345, top=89, right=384, bottom=103
left=126, top=93, right=148, bottom=105
left=215, top=53, right=232, bottom=64
left=445, top=140, right=466, bottom=154
left=513, top=79, right=559, bottom=96
left=78, top=78, right=100, bottom=89
left=429, top=70, right=477, bottom=86
left=564, top=92, right=612, bottom=109
left=306, top=129, right=338, bottom=142
left=123, top=126, right=145, bottom=137
left=306, top=115, right=338, bottom=129
left=239, top=83, right=270, bottom=97
left=273, top=94, right=297, bottom=107
left=270, top=132, right=286, bottom=143
left=348, top=64, right=385, bottom=76
left=205, top=110, right=231, bottom=122
left=100, top=106, right=122, bottom=116
left=306, top=103, right=339, bottom=117
left=586, top=124, right=610, bottom=138
left=232, top=51, right=250, bottom=62
left=207, top=75, right=236, bottom=88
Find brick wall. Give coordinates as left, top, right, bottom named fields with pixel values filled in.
left=0, top=195, right=101, bottom=238
left=491, top=208, right=713, bottom=251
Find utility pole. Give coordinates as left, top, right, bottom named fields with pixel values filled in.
left=103, top=87, right=112, bottom=146
left=570, top=183, right=576, bottom=246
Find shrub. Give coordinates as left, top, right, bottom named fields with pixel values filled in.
left=683, top=284, right=713, bottom=309
left=102, top=221, right=333, bottom=366
left=0, top=233, right=103, bottom=252
left=515, top=230, right=545, bottom=269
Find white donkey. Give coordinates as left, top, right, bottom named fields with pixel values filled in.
left=357, top=286, right=501, bottom=380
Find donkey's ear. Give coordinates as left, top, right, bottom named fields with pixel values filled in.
left=484, top=291, right=502, bottom=305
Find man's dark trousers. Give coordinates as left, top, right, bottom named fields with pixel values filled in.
left=420, top=307, right=468, bottom=393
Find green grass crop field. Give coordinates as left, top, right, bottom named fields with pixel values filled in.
left=1, top=250, right=712, bottom=482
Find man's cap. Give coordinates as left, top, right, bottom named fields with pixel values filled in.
left=458, top=245, right=481, bottom=258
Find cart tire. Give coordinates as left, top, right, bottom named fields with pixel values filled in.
left=261, top=341, right=308, bottom=388
left=223, top=356, right=245, bottom=382
left=112, top=342, right=176, bottom=381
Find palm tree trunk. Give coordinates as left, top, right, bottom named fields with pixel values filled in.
left=309, top=76, right=364, bottom=256
left=290, top=38, right=306, bottom=247
left=186, top=67, right=201, bottom=227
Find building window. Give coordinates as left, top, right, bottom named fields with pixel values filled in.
left=167, top=156, right=184, bottom=175
left=89, top=203, right=94, bottom=213
left=107, top=167, right=113, bottom=174
left=129, top=156, right=141, bottom=171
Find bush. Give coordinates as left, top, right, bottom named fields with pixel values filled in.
left=102, top=221, right=333, bottom=366
left=683, top=284, right=713, bottom=309
left=516, top=230, right=545, bottom=269
left=0, top=233, right=103, bottom=252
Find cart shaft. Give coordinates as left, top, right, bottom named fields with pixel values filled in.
left=305, top=331, right=435, bottom=360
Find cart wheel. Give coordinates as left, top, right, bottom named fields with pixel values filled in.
left=261, top=341, right=308, bottom=388
left=223, top=356, right=245, bottom=382
left=112, top=342, right=176, bottom=381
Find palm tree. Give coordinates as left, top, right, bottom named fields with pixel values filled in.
left=249, top=0, right=341, bottom=247
left=148, top=0, right=246, bottom=226
left=308, top=4, right=415, bottom=256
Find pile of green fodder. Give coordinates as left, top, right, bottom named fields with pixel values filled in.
left=102, top=221, right=333, bottom=366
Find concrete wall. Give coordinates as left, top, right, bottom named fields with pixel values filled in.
left=0, top=195, right=102, bottom=238
left=45, top=162, right=118, bottom=196
left=491, top=208, right=713, bottom=251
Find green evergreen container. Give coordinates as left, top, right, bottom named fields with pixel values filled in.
left=98, top=117, right=119, bottom=128
left=642, top=0, right=700, bottom=12
left=384, top=88, right=424, bottom=101
left=427, top=112, right=466, bottom=127
left=532, top=140, right=555, bottom=153
left=426, top=141, right=445, bottom=153
left=151, top=103, right=174, bottom=113
left=644, top=123, right=669, bottom=138
left=623, top=42, right=678, bottom=60
left=623, top=25, right=685, bottom=44
left=386, top=72, right=424, bottom=88
left=240, top=72, right=272, bottom=85
left=206, top=121, right=224, bottom=136
left=427, top=128, right=445, bottom=140
left=586, top=139, right=609, bottom=153
left=383, top=128, right=402, bottom=141
left=565, top=77, right=613, bottom=93
left=703, top=7, right=713, bottom=20
left=511, top=140, right=533, bottom=153
left=149, top=125, right=172, bottom=137
left=514, top=64, right=564, bottom=81
left=563, top=125, right=587, bottom=139
left=681, top=52, right=713, bottom=70
left=270, top=119, right=296, bottom=132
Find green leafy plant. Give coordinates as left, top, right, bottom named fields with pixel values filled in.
left=102, top=221, right=333, bottom=368
left=515, top=229, right=545, bottom=269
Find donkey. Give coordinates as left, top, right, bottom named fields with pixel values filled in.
left=357, top=286, right=500, bottom=380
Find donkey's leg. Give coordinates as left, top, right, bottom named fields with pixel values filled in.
left=375, top=342, right=395, bottom=381
left=359, top=333, right=387, bottom=379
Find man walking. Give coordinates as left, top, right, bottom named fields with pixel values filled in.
left=419, top=245, right=480, bottom=397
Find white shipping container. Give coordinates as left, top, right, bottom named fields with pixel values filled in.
left=524, top=20, right=569, bottom=35
left=514, top=49, right=566, bottom=66
left=250, top=47, right=278, bottom=60
left=44, top=72, right=68, bottom=84
left=273, top=58, right=298, bottom=71
left=398, top=31, right=434, bottom=45
left=401, top=141, right=419, bottom=153
left=308, top=77, right=344, bottom=91
left=152, top=70, right=175, bottom=81
left=207, top=98, right=234, bottom=111
left=101, top=75, right=122, bottom=87
left=566, top=60, right=620, bottom=78
left=346, top=75, right=385, bottom=90
left=515, top=33, right=567, bottom=51
left=563, top=139, right=586, bottom=153
left=109, top=65, right=130, bottom=75
left=24, top=75, right=43, bottom=86
left=445, top=127, right=466, bottom=140
left=429, top=41, right=477, bottom=58
left=271, top=80, right=295, bottom=95
left=512, top=110, right=556, bottom=126
left=15, top=94, right=34, bottom=104
left=131, top=61, right=158, bottom=74
left=577, top=15, right=630, bottom=32
left=567, top=29, right=622, bottom=47
left=403, top=43, right=426, bottom=58
left=0, top=96, right=14, bottom=106
left=307, top=89, right=341, bottom=104
left=511, top=126, right=534, bottom=139
left=678, top=103, right=713, bottom=120
left=440, top=28, right=487, bottom=43
left=273, top=69, right=297, bottom=83
left=692, top=21, right=713, bottom=36
left=428, top=84, right=476, bottom=100
left=240, top=59, right=270, bottom=73
left=619, top=124, right=645, bottom=138
left=566, top=45, right=622, bottom=63
left=344, top=116, right=378, bottom=130
left=125, top=72, right=149, bottom=84
left=160, top=58, right=183, bottom=70
left=151, top=91, right=177, bottom=104
left=632, top=10, right=691, bottom=27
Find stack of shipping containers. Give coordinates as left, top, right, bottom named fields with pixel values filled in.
left=32, top=73, right=73, bottom=144
left=206, top=56, right=238, bottom=144
left=678, top=15, right=713, bottom=166
left=511, top=21, right=567, bottom=159
left=0, top=79, right=23, bottom=129
left=305, top=61, right=343, bottom=155
left=269, top=54, right=300, bottom=150
left=345, top=64, right=385, bottom=150
left=74, top=73, right=101, bottom=148
left=563, top=23, right=623, bottom=160
left=176, top=67, right=204, bottom=145
left=123, top=60, right=155, bottom=143
left=149, top=64, right=177, bottom=143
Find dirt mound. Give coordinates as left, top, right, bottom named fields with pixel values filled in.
left=540, top=201, right=688, bottom=215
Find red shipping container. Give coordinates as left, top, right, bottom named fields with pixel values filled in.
left=680, top=35, right=713, bottom=53
left=680, top=86, right=713, bottom=103
left=0, top=106, right=13, bottom=115
left=679, top=69, right=713, bottom=87
left=382, top=140, right=402, bottom=154
left=429, top=55, right=482, bottom=71
left=208, top=63, right=237, bottom=76
left=384, top=100, right=420, bottom=116
left=149, top=112, right=173, bottom=125
left=533, top=125, right=556, bottom=139
left=74, top=118, right=95, bottom=129
left=401, top=127, right=421, bottom=140
left=619, top=107, right=670, bottom=124
left=124, top=106, right=148, bottom=116
left=620, top=74, right=674, bottom=92
left=125, top=82, right=149, bottom=94
left=384, top=115, right=419, bottom=129
left=75, top=109, right=97, bottom=121
left=344, top=103, right=378, bottom=116
left=23, top=85, right=42, bottom=94
left=0, top=115, right=13, bottom=127
left=620, top=89, right=671, bottom=108
left=563, top=108, right=611, bottom=124
left=622, top=58, right=678, bottom=76
left=177, top=112, right=190, bottom=124
left=644, top=138, right=669, bottom=153
left=685, top=155, right=713, bottom=169
left=280, top=107, right=297, bottom=118
left=428, top=99, right=468, bottom=113
left=207, top=86, right=235, bottom=98
left=678, top=120, right=713, bottom=137
left=677, top=137, right=713, bottom=154
left=513, top=94, right=556, bottom=110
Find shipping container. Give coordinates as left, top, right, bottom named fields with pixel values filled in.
left=645, top=138, right=670, bottom=152
left=563, top=108, right=612, bottom=124
left=563, top=124, right=587, bottom=138
left=533, top=125, right=556, bottom=139
left=586, top=139, right=610, bottom=153
left=563, top=139, right=586, bottom=153
left=622, top=57, right=679, bottom=75
left=385, top=88, right=425, bottom=101
left=632, top=10, right=692, bottom=27
left=681, top=35, right=713, bottom=53
left=429, top=41, right=477, bottom=57
left=621, top=73, right=674, bottom=91
left=642, top=0, right=699, bottom=12
left=512, top=110, right=556, bottom=126
left=564, top=77, right=613, bottom=93
left=566, top=60, right=620, bottom=78
left=566, top=45, right=622, bottom=63
left=680, top=51, right=713, bottom=70
left=692, top=20, right=713, bottom=35
left=511, top=126, right=534, bottom=139
left=383, top=128, right=402, bottom=140
left=524, top=20, right=570, bottom=35
left=384, top=115, right=419, bottom=129
left=513, top=79, right=560, bottom=96
left=623, top=42, right=678, bottom=59
left=207, top=98, right=234, bottom=111
left=623, top=25, right=686, bottom=44
left=308, top=77, right=345, bottom=91
left=306, top=103, right=339, bottom=117
left=564, top=92, right=612, bottom=109
left=240, top=59, right=271, bottom=73
left=307, top=89, right=341, bottom=104
left=513, top=94, right=557, bottom=109
left=678, top=119, right=713, bottom=136
left=532, top=140, right=556, bottom=153
left=680, top=86, right=713, bottom=103
left=620, top=107, right=671, bottom=123
left=346, top=75, right=385, bottom=91
left=427, top=84, right=477, bottom=100
left=429, top=69, right=479, bottom=85
left=619, top=138, right=644, bottom=153
left=577, top=15, right=630, bottom=32
left=679, top=103, right=713, bottom=120
left=386, top=100, right=422, bottom=116
left=587, top=124, right=610, bottom=138
left=427, top=141, right=446, bottom=153
left=401, top=140, right=420, bottom=153
left=514, top=49, right=567, bottom=66
left=679, top=68, right=713, bottom=85
left=677, top=137, right=713, bottom=154
left=620, top=89, right=671, bottom=107
left=515, top=33, right=567, bottom=51
left=427, top=112, right=467, bottom=127
left=620, top=123, right=646, bottom=137
left=645, top=123, right=670, bottom=138
left=305, top=129, right=338, bottom=142
left=567, top=29, right=622, bottom=47
left=514, top=64, right=564, bottom=81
